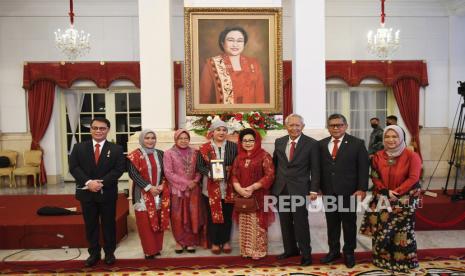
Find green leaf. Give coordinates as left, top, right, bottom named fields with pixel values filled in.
left=256, top=128, right=266, bottom=138
left=192, top=129, right=208, bottom=137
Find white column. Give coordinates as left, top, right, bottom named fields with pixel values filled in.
left=293, top=0, right=326, bottom=129
left=449, top=16, right=465, bottom=128
left=138, top=0, right=174, bottom=130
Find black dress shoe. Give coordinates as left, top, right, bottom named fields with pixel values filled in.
left=104, top=253, right=116, bottom=265
left=300, top=256, right=313, bottom=266
left=320, top=251, right=341, bottom=264
left=276, top=251, right=299, bottom=260
left=344, top=253, right=355, bottom=268
left=85, top=254, right=101, bottom=267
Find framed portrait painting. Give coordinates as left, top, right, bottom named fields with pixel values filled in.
left=184, top=7, right=283, bottom=115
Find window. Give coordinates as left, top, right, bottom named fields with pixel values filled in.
left=62, top=86, right=140, bottom=180
left=326, top=81, right=387, bottom=145
left=65, top=90, right=141, bottom=154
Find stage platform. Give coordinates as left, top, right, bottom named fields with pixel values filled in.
left=416, top=190, right=465, bottom=230
left=0, top=194, right=129, bottom=249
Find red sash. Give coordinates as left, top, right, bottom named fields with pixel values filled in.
left=199, top=143, right=233, bottom=224
left=127, top=149, right=170, bottom=232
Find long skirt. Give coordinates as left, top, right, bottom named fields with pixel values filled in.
left=238, top=212, right=267, bottom=259
left=360, top=194, right=419, bottom=272
left=203, top=195, right=233, bottom=245
left=135, top=210, right=164, bottom=256
left=170, top=195, right=201, bottom=247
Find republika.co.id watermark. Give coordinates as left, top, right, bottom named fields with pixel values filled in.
left=262, top=194, right=423, bottom=213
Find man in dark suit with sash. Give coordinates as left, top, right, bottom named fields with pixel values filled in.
left=272, top=113, right=320, bottom=266
left=311, top=113, right=368, bottom=268
left=69, top=118, right=126, bottom=267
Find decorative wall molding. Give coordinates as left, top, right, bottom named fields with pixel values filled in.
left=23, top=62, right=140, bottom=90
left=326, top=60, right=428, bottom=87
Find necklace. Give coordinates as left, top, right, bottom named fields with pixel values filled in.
left=387, top=158, right=396, bottom=166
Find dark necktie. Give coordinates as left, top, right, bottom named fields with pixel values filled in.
left=289, top=141, right=296, bottom=161
left=94, top=144, right=100, bottom=165
left=331, top=139, right=340, bottom=159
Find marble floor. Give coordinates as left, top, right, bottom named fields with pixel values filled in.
left=0, top=178, right=464, bottom=262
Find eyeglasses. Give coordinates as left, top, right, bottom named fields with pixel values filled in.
left=328, top=123, right=345, bottom=129
left=91, top=126, right=108, bottom=131
left=242, top=139, right=255, bottom=144
left=177, top=137, right=190, bottom=141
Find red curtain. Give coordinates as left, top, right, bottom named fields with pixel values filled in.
left=392, top=78, right=422, bottom=160
left=173, top=62, right=183, bottom=130
left=283, top=61, right=293, bottom=119
left=28, top=80, right=56, bottom=185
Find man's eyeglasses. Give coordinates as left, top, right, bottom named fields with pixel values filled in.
left=328, top=123, right=345, bottom=129
left=91, top=126, right=108, bottom=131
left=242, top=139, right=255, bottom=144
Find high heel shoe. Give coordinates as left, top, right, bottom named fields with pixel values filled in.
left=174, top=243, right=184, bottom=254
left=222, top=244, right=232, bottom=254
left=211, top=245, right=221, bottom=255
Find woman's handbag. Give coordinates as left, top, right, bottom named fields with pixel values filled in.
left=234, top=195, right=259, bottom=213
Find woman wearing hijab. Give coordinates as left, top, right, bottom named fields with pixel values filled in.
left=163, top=129, right=206, bottom=254
left=127, top=129, right=170, bottom=259
left=360, top=125, right=422, bottom=273
left=197, top=119, right=237, bottom=254
left=231, top=128, right=275, bottom=259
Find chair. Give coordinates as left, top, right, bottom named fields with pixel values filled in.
left=0, top=150, right=18, bottom=188
left=13, top=150, right=42, bottom=188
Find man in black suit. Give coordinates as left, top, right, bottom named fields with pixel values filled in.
left=69, top=118, right=126, bottom=267
left=272, top=113, right=320, bottom=266
left=310, top=113, right=368, bottom=268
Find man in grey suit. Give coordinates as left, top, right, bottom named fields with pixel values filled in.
left=310, top=113, right=368, bottom=268
left=272, top=114, right=320, bottom=266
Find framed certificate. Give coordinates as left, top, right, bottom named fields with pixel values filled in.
left=210, top=159, right=225, bottom=181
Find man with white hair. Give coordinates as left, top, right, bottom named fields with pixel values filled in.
left=272, top=113, right=320, bottom=266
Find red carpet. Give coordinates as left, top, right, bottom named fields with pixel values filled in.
left=416, top=190, right=465, bottom=230
left=0, top=248, right=464, bottom=274
left=0, top=194, right=129, bottom=249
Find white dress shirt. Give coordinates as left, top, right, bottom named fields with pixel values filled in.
left=328, top=135, right=345, bottom=155
left=286, top=135, right=302, bottom=161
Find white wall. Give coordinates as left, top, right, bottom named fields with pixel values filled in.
left=449, top=16, right=465, bottom=128
left=0, top=0, right=139, bottom=133
left=326, top=0, right=452, bottom=128
left=0, top=0, right=139, bottom=179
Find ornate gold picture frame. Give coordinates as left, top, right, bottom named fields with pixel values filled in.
left=184, top=7, right=282, bottom=115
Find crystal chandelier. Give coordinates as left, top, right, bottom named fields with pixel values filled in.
left=54, top=0, right=90, bottom=61
left=367, top=0, right=400, bottom=59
